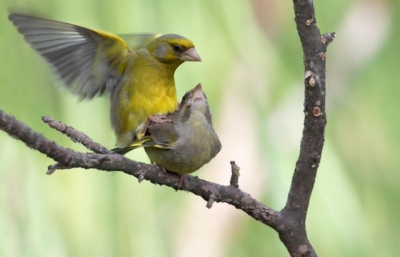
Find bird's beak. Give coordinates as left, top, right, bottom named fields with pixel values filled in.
left=192, top=83, right=206, bottom=101
left=180, top=47, right=201, bottom=62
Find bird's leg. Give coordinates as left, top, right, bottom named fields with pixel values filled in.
left=149, top=115, right=173, bottom=124
left=177, top=174, right=186, bottom=190
left=136, top=119, right=152, bottom=140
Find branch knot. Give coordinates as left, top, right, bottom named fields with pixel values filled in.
left=229, top=161, right=240, bottom=188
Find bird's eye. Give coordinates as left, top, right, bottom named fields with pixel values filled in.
left=182, top=92, right=190, bottom=102
left=174, top=45, right=183, bottom=52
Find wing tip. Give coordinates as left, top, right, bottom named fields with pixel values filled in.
left=8, top=13, right=23, bottom=23
left=8, top=12, right=39, bottom=22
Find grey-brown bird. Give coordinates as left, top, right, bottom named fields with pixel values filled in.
left=113, top=84, right=221, bottom=187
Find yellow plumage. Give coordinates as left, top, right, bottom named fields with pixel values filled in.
left=9, top=13, right=201, bottom=148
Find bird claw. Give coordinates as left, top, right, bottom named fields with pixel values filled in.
left=156, top=164, right=168, bottom=178
left=149, top=115, right=173, bottom=124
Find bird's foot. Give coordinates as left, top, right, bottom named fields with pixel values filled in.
left=155, top=163, right=168, bottom=178
left=149, top=115, right=173, bottom=124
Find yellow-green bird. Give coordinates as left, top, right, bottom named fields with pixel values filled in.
left=114, top=84, right=221, bottom=187
left=9, top=13, right=201, bottom=148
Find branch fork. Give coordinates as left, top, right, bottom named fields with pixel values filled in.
left=0, top=0, right=334, bottom=256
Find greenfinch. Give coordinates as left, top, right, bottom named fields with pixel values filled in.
left=114, top=84, right=221, bottom=184
left=9, top=13, right=201, bottom=148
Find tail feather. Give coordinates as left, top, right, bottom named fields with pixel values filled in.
left=111, top=145, right=138, bottom=155
left=111, top=138, right=172, bottom=155
left=111, top=137, right=152, bottom=155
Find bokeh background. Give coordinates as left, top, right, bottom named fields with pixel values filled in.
left=0, top=0, right=399, bottom=256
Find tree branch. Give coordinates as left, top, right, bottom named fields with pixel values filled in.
left=0, top=1, right=333, bottom=255
left=276, top=0, right=333, bottom=256
left=0, top=109, right=282, bottom=228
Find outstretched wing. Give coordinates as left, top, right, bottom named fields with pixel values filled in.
left=9, top=13, right=132, bottom=99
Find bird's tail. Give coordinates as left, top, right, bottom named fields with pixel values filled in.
left=112, top=141, right=173, bottom=155
left=111, top=137, right=152, bottom=155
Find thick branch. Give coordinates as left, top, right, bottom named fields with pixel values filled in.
left=277, top=0, right=333, bottom=256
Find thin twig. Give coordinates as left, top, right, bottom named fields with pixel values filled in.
left=42, top=116, right=113, bottom=174
left=42, top=116, right=111, bottom=154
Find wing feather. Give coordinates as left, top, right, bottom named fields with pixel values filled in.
left=9, top=13, right=132, bottom=99
left=147, top=121, right=179, bottom=147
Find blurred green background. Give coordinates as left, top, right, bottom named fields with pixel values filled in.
left=0, top=0, right=399, bottom=256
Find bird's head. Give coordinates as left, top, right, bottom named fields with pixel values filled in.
left=178, top=84, right=212, bottom=125
left=147, top=34, right=201, bottom=65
